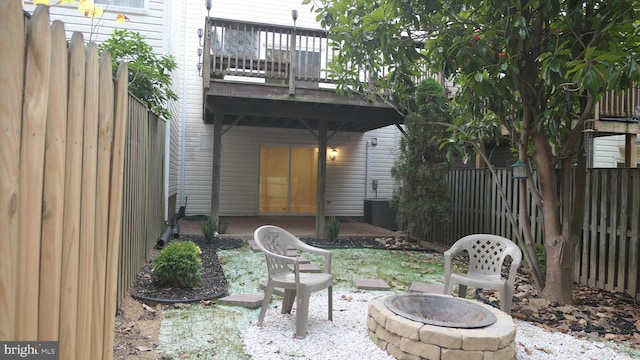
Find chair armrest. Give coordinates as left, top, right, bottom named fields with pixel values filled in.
left=264, top=250, right=298, bottom=265
left=293, top=243, right=332, bottom=274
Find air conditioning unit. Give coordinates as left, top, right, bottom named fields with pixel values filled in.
left=266, top=48, right=290, bottom=63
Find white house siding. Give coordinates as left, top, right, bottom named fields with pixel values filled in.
left=592, top=134, right=640, bottom=168
left=177, top=0, right=403, bottom=217
left=593, top=135, right=625, bottom=168
left=23, top=1, right=166, bottom=50
left=181, top=124, right=400, bottom=217
left=211, top=0, right=323, bottom=29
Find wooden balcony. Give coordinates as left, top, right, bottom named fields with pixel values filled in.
left=199, top=18, right=403, bottom=133
left=592, top=85, right=640, bottom=135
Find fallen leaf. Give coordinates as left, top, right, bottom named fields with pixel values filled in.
left=200, top=299, right=213, bottom=306
left=535, top=346, right=553, bottom=354
left=142, top=303, right=155, bottom=313
left=173, top=303, right=191, bottom=309
left=135, top=345, right=153, bottom=352
left=120, top=325, right=134, bottom=333
left=284, top=351, right=305, bottom=357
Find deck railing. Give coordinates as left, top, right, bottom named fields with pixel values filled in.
left=200, top=17, right=443, bottom=89
left=598, top=84, right=640, bottom=119
left=202, top=17, right=336, bottom=84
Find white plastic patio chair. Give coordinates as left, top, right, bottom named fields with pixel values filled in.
left=443, top=234, right=522, bottom=313
left=254, top=225, right=333, bottom=339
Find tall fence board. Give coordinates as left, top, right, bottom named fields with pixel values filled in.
left=436, top=168, right=640, bottom=300
left=0, top=3, right=166, bottom=359
left=0, top=0, right=25, bottom=342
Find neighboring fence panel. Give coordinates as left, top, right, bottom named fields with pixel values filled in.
left=437, top=168, right=640, bottom=300
left=116, top=102, right=167, bottom=309
left=576, top=169, right=640, bottom=299
left=0, top=3, right=165, bottom=359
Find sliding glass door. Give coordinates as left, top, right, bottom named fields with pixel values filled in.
left=259, top=146, right=317, bottom=214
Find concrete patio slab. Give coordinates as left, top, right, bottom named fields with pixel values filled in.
left=216, top=294, right=264, bottom=308
left=407, top=282, right=444, bottom=294
left=353, top=278, right=390, bottom=290
left=259, top=281, right=285, bottom=297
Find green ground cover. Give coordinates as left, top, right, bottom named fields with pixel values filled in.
left=157, top=245, right=445, bottom=359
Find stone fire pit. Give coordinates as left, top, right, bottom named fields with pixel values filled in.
left=367, top=293, right=516, bottom=360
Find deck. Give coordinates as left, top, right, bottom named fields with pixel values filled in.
left=199, top=17, right=404, bottom=132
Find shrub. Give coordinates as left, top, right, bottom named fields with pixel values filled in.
left=200, top=215, right=218, bottom=242
left=326, top=216, right=340, bottom=242
left=153, top=241, right=203, bottom=288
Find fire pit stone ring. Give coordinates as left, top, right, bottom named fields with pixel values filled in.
left=367, top=293, right=516, bottom=360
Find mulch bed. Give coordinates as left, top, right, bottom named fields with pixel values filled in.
left=471, top=265, right=640, bottom=349
left=131, top=236, right=242, bottom=304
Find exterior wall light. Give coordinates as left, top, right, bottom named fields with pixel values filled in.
left=511, top=160, right=528, bottom=179
left=330, top=148, right=337, bottom=161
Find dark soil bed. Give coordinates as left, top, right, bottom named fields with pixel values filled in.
left=131, top=236, right=242, bottom=304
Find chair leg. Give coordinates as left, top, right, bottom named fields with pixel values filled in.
left=458, top=284, right=468, bottom=298
left=327, top=286, right=333, bottom=321
left=281, top=289, right=296, bottom=314
left=501, top=287, right=513, bottom=314
left=443, top=275, right=451, bottom=295
left=258, top=283, right=275, bottom=326
left=295, top=289, right=311, bottom=339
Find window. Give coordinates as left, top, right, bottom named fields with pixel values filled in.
left=95, top=0, right=144, bottom=9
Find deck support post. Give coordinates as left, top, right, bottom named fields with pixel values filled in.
left=316, top=120, right=327, bottom=239
left=211, top=110, right=223, bottom=224
left=625, top=133, right=637, bottom=168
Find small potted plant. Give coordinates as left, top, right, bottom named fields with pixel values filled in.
left=200, top=215, right=218, bottom=242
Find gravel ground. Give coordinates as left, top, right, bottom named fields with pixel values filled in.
left=242, top=290, right=636, bottom=360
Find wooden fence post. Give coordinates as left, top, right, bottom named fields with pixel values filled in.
left=0, top=0, right=25, bottom=341
left=38, top=19, right=68, bottom=341
left=17, top=5, right=51, bottom=340
left=77, top=42, right=100, bottom=356
left=58, top=32, right=86, bottom=360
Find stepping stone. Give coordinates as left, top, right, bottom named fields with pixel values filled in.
left=287, top=249, right=299, bottom=257
left=288, top=263, right=321, bottom=272
left=407, top=282, right=444, bottom=294
left=353, top=278, right=390, bottom=291
left=217, top=294, right=264, bottom=308
left=259, top=281, right=285, bottom=296
left=248, top=239, right=260, bottom=251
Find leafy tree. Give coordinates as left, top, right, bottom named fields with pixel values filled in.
left=99, top=29, right=178, bottom=119
left=311, top=0, right=640, bottom=304
left=391, top=78, right=452, bottom=240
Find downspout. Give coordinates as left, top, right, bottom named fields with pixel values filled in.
left=365, top=139, right=371, bottom=199
left=179, top=4, right=189, bottom=209
left=163, top=0, right=172, bottom=222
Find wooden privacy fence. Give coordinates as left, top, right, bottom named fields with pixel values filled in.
left=577, top=169, right=639, bottom=299
left=0, top=3, right=137, bottom=359
left=118, top=103, right=167, bottom=309
left=435, top=168, right=640, bottom=300
left=431, top=168, right=544, bottom=247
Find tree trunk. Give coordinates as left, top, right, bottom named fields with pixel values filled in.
left=533, top=131, right=574, bottom=304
